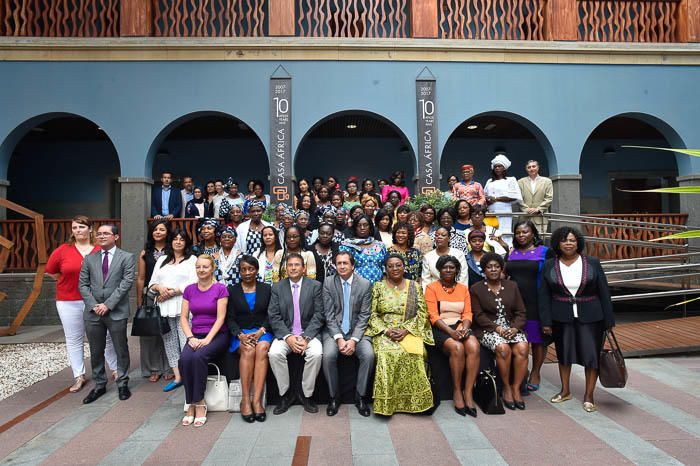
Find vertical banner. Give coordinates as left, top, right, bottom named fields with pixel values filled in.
left=270, top=66, right=293, bottom=204
left=415, top=67, right=440, bottom=195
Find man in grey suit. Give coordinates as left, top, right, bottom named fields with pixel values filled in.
left=322, top=251, right=374, bottom=417
left=268, top=253, right=325, bottom=415
left=79, top=224, right=136, bottom=404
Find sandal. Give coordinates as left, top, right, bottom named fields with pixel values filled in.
left=69, top=375, right=87, bottom=393
left=163, top=373, right=176, bottom=381
left=112, top=370, right=119, bottom=382
left=148, top=373, right=161, bottom=383
left=550, top=393, right=572, bottom=403
left=527, top=383, right=540, bottom=392
left=194, top=404, right=208, bottom=427
left=182, top=412, right=195, bottom=426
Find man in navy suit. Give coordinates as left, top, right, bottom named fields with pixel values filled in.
left=151, top=171, right=182, bottom=219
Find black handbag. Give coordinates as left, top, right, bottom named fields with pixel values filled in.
left=599, top=329, right=627, bottom=388
left=474, top=369, right=505, bottom=415
left=131, top=290, right=170, bottom=337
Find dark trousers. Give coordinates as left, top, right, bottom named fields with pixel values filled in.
left=179, top=332, right=229, bottom=404
left=322, top=336, right=375, bottom=398
left=85, top=317, right=130, bottom=389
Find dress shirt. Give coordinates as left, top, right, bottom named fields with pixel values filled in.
left=101, top=245, right=117, bottom=270
left=333, top=274, right=359, bottom=342
left=161, top=187, right=172, bottom=216
left=529, top=176, right=539, bottom=195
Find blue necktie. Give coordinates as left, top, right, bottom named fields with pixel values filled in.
left=342, top=281, right=351, bottom=334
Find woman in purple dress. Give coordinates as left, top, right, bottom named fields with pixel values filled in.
left=179, top=254, right=229, bottom=427
left=505, top=220, right=551, bottom=392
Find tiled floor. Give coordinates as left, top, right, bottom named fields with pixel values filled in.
left=0, top=328, right=698, bottom=465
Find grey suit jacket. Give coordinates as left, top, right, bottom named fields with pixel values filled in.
left=268, top=278, right=325, bottom=340
left=322, top=273, right=372, bottom=342
left=79, top=248, right=136, bottom=321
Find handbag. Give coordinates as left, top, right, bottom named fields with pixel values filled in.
left=227, top=379, right=267, bottom=413
left=205, top=363, right=229, bottom=412
left=131, top=290, right=170, bottom=337
left=599, top=329, right=628, bottom=388
left=474, top=369, right=505, bottom=415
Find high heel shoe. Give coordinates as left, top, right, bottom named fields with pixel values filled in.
left=193, top=404, right=208, bottom=427
left=254, top=411, right=267, bottom=422
left=454, top=406, right=467, bottom=416
left=502, top=398, right=516, bottom=410
left=241, top=412, right=255, bottom=423
left=514, top=400, right=526, bottom=410
left=182, top=406, right=195, bottom=426
left=69, top=375, right=86, bottom=393
left=465, top=406, right=478, bottom=418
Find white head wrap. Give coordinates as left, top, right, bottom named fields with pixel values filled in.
left=490, top=154, right=511, bottom=170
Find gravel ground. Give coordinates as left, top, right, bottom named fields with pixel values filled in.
left=0, top=343, right=89, bottom=401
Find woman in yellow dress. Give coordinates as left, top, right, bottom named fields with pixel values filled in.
left=366, top=253, right=435, bottom=416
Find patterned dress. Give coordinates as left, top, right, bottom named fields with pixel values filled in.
left=339, top=240, right=388, bottom=284
left=414, top=231, right=434, bottom=256
left=214, top=248, right=242, bottom=287
left=245, top=228, right=263, bottom=255
left=192, top=243, right=218, bottom=256
left=387, top=246, right=422, bottom=281
left=366, top=280, right=435, bottom=415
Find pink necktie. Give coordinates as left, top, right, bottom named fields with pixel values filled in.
left=292, top=283, right=302, bottom=336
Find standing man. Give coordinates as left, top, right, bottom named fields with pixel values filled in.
left=322, top=252, right=374, bottom=417
left=518, top=160, right=553, bottom=233
left=151, top=170, right=182, bottom=220
left=79, top=224, right=136, bottom=404
left=180, top=175, right=194, bottom=218
left=452, top=164, right=486, bottom=210
left=268, top=253, right=324, bottom=415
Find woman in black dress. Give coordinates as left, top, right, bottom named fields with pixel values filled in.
left=540, top=227, right=615, bottom=413
left=505, top=220, right=551, bottom=393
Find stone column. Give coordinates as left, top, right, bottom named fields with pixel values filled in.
left=118, top=177, right=152, bottom=255
left=550, top=174, right=582, bottom=230
left=0, top=179, right=9, bottom=220
left=677, top=174, right=700, bottom=250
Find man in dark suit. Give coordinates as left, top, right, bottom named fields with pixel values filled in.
left=322, top=251, right=374, bottom=417
left=268, top=253, right=324, bottom=414
left=79, top=224, right=136, bottom=404
left=151, top=170, right=182, bottom=219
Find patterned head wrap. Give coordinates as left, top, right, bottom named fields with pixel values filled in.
left=490, top=154, right=511, bottom=170
left=295, top=210, right=310, bottom=221
left=318, top=205, right=337, bottom=217
left=197, top=218, right=219, bottom=235
left=279, top=203, right=295, bottom=218
left=217, top=225, right=238, bottom=238
left=461, top=164, right=474, bottom=171
left=248, top=199, right=265, bottom=210
left=225, top=177, right=235, bottom=190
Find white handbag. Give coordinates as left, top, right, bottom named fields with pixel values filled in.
left=204, top=363, right=229, bottom=412
left=227, top=379, right=267, bottom=412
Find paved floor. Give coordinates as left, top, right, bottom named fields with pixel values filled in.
left=0, top=330, right=698, bottom=465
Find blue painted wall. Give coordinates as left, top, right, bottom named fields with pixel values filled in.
left=1, top=59, right=700, bottom=182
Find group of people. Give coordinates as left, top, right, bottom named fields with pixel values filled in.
left=45, top=155, right=614, bottom=427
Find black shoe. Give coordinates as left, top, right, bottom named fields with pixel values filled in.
left=241, top=412, right=255, bottom=423
left=118, top=386, right=131, bottom=401
left=300, top=395, right=318, bottom=414
left=465, top=406, right=478, bottom=418
left=515, top=400, right=526, bottom=410
left=355, top=398, right=371, bottom=417
left=273, top=392, right=293, bottom=415
left=503, top=398, right=516, bottom=410
left=82, top=387, right=106, bottom=404
left=454, top=406, right=467, bottom=416
left=327, top=399, right=340, bottom=416
left=254, top=411, right=267, bottom=422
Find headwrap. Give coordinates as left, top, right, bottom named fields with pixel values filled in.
left=197, top=218, right=219, bottom=235
left=224, top=177, right=235, bottom=190
left=279, top=203, right=295, bottom=219
left=295, top=210, right=310, bottom=221
left=461, top=164, right=474, bottom=171
left=217, top=225, right=238, bottom=238
left=336, top=207, right=347, bottom=215
left=248, top=199, right=265, bottom=210
left=318, top=205, right=337, bottom=217
left=490, top=154, right=511, bottom=170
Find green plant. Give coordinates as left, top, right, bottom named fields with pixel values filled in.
left=405, top=190, right=453, bottom=212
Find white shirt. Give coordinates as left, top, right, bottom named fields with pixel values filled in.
left=101, top=245, right=117, bottom=269
left=560, top=256, right=583, bottom=318
left=421, top=248, right=469, bottom=290
left=529, top=176, right=540, bottom=194
left=148, top=255, right=198, bottom=317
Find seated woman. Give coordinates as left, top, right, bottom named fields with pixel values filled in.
left=179, top=254, right=229, bottom=427
left=271, top=225, right=318, bottom=282
left=192, top=218, right=219, bottom=256
left=471, top=252, right=529, bottom=411
left=366, top=254, right=435, bottom=416
left=425, top=256, right=480, bottom=417
left=226, top=256, right=273, bottom=423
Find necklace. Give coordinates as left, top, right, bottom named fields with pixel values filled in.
left=440, top=281, right=456, bottom=294
left=485, top=280, right=503, bottom=295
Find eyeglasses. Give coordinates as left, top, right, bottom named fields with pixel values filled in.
left=96, top=232, right=114, bottom=237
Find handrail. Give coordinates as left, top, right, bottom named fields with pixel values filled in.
left=608, top=272, right=700, bottom=285
left=604, top=263, right=700, bottom=276
left=546, top=212, right=692, bottom=231
left=602, top=252, right=700, bottom=265
left=611, top=289, right=700, bottom=302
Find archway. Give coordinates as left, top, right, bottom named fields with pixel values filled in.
left=294, top=111, right=416, bottom=195
left=441, top=112, right=554, bottom=190
left=579, top=114, right=682, bottom=214
left=148, top=112, right=268, bottom=196
left=6, top=114, right=121, bottom=218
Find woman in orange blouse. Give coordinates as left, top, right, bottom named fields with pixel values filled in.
left=425, top=255, right=480, bottom=417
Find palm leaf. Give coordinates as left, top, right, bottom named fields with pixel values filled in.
left=649, top=230, right=700, bottom=241
left=664, top=295, right=700, bottom=311
left=621, top=146, right=700, bottom=157
left=619, top=186, right=700, bottom=194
